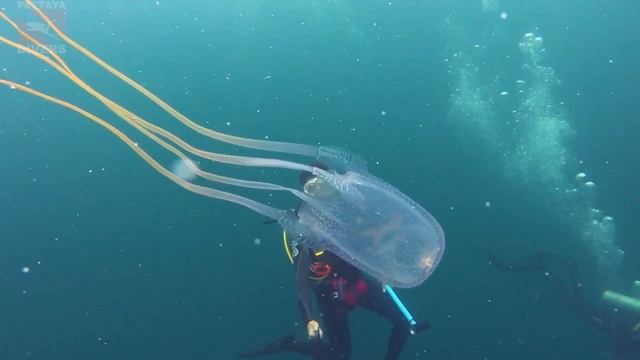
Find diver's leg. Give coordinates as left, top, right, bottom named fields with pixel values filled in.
left=359, top=281, right=414, bottom=360
left=236, top=296, right=352, bottom=359
left=317, top=293, right=353, bottom=359
left=384, top=325, right=410, bottom=360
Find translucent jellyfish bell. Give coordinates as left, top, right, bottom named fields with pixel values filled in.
left=286, top=163, right=446, bottom=288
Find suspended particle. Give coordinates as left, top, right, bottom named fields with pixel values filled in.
left=171, top=158, right=197, bottom=181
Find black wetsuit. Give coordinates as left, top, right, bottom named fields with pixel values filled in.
left=237, top=243, right=428, bottom=360
left=288, top=243, right=417, bottom=360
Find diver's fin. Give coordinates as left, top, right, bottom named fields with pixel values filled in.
left=235, top=335, right=295, bottom=358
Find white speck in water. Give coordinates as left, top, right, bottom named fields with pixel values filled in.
left=226, top=121, right=231, bottom=126
left=500, top=12, right=508, bottom=20
left=21, top=266, right=30, bottom=274
left=500, top=91, right=509, bottom=96
left=253, top=238, right=261, bottom=245
left=485, top=201, right=491, bottom=208
left=380, top=110, right=387, bottom=116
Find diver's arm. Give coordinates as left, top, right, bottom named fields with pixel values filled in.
left=294, top=248, right=323, bottom=338
left=295, top=248, right=313, bottom=323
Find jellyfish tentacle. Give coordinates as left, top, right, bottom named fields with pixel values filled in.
left=0, top=10, right=70, bottom=73
left=0, top=79, right=287, bottom=220
left=0, top=6, right=312, bottom=215
left=0, top=35, right=296, bottom=191
left=22, top=0, right=320, bottom=158
left=0, top=32, right=312, bottom=173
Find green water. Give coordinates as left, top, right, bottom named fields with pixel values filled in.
left=1, top=0, right=638, bottom=359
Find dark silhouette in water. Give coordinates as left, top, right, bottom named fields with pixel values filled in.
left=489, top=252, right=640, bottom=359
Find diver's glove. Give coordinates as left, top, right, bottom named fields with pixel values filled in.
left=307, top=320, right=324, bottom=339
left=410, top=320, right=431, bottom=335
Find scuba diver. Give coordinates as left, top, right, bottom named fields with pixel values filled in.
left=489, top=252, right=640, bottom=359
left=237, top=164, right=430, bottom=360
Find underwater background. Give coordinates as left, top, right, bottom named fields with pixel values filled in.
left=1, top=0, right=639, bottom=359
